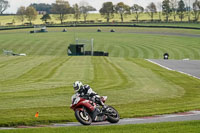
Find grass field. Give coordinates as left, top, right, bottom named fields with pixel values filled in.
left=1, top=121, right=200, bottom=133
left=0, top=27, right=200, bottom=127
left=0, top=27, right=200, bottom=58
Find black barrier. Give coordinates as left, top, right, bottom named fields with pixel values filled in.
left=104, top=53, right=109, bottom=56
left=84, top=51, right=92, bottom=55
left=1, top=24, right=200, bottom=31
left=93, top=51, right=104, bottom=56
left=84, top=51, right=109, bottom=56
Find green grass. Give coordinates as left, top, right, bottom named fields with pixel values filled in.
left=0, top=27, right=200, bottom=58
left=1, top=121, right=200, bottom=133
left=0, top=27, right=200, bottom=126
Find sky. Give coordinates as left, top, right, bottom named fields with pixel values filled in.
left=6, top=0, right=164, bottom=14
left=5, top=0, right=194, bottom=14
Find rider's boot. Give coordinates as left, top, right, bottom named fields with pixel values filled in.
left=102, top=105, right=107, bottom=112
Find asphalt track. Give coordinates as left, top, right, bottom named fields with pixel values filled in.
left=1, top=28, right=200, bottom=38
left=53, top=110, right=200, bottom=127
left=127, top=31, right=200, bottom=38
left=147, top=59, right=200, bottom=79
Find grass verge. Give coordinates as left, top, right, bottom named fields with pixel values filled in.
left=0, top=120, right=200, bottom=133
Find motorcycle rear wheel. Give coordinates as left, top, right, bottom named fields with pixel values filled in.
left=106, top=106, right=120, bottom=123
left=75, top=109, right=92, bottom=125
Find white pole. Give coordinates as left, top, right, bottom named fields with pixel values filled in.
left=34, top=25, right=36, bottom=33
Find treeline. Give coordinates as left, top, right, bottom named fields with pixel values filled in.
left=99, top=0, right=200, bottom=22
left=1, top=0, right=200, bottom=24
left=15, top=0, right=96, bottom=24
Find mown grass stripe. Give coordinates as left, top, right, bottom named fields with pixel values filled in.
left=141, top=42, right=160, bottom=59
left=19, top=57, right=68, bottom=81
left=174, top=41, right=200, bottom=59
left=0, top=57, right=54, bottom=86
left=127, top=44, right=141, bottom=58
left=28, top=40, right=46, bottom=55
left=0, top=40, right=15, bottom=51
left=49, top=40, right=68, bottom=56
left=38, top=57, right=71, bottom=82
left=101, top=57, right=130, bottom=90
left=91, top=56, right=129, bottom=90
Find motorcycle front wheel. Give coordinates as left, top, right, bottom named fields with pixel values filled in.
left=75, top=109, right=92, bottom=125
left=106, top=106, right=120, bottom=123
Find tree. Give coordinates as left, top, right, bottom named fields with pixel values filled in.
left=170, top=0, right=178, bottom=21
left=16, top=6, right=26, bottom=24
left=0, top=0, right=10, bottom=14
left=25, top=6, right=38, bottom=24
left=30, top=3, right=52, bottom=14
left=99, top=2, right=115, bottom=22
left=177, top=0, right=186, bottom=21
left=146, top=2, right=157, bottom=21
left=52, top=0, right=72, bottom=24
left=115, top=2, right=130, bottom=22
left=131, top=4, right=144, bottom=22
left=162, top=0, right=172, bottom=22
left=12, top=18, right=15, bottom=25
left=193, top=0, right=200, bottom=21
left=72, top=4, right=80, bottom=22
left=79, top=1, right=96, bottom=22
left=41, top=14, right=51, bottom=24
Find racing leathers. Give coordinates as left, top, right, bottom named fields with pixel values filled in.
left=76, top=84, right=105, bottom=121
left=77, top=85, right=102, bottom=105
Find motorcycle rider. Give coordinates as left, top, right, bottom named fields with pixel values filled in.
left=73, top=81, right=106, bottom=121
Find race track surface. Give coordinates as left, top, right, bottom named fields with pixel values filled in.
left=127, top=31, right=200, bottom=38
left=147, top=59, right=200, bottom=79
left=53, top=110, right=200, bottom=127
left=1, top=111, right=200, bottom=129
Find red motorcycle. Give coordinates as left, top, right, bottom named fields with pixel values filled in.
left=70, top=94, right=120, bottom=125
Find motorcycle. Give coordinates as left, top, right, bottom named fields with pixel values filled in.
left=70, top=93, right=120, bottom=125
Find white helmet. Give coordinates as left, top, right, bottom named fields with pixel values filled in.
left=73, top=81, right=83, bottom=92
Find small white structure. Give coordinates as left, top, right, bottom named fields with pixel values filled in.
left=2, top=49, right=26, bottom=56
left=183, top=58, right=189, bottom=61
left=19, top=53, right=26, bottom=56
